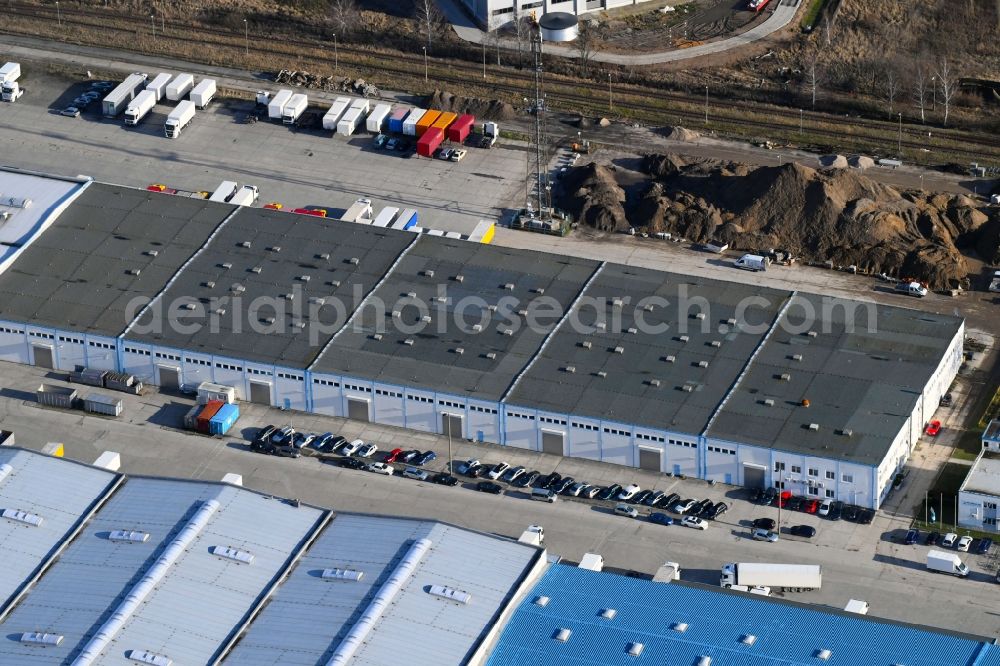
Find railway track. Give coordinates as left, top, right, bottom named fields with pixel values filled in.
left=4, top=1, right=999, bottom=162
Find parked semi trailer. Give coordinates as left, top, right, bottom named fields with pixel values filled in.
left=1, top=62, right=23, bottom=102
left=282, top=94, right=308, bottom=124
left=165, top=73, right=194, bottom=101
left=124, top=90, right=157, bottom=126
left=322, top=96, right=352, bottom=131
left=146, top=72, right=171, bottom=101
left=164, top=100, right=196, bottom=138
left=348, top=97, right=370, bottom=114
left=431, top=111, right=457, bottom=134
left=371, top=207, right=399, bottom=228
left=416, top=110, right=441, bottom=136
left=102, top=73, right=148, bottom=117
left=403, top=109, right=426, bottom=136
left=268, top=89, right=293, bottom=121
left=388, top=107, right=409, bottom=133
left=391, top=209, right=418, bottom=231
left=366, top=103, right=392, bottom=133
left=190, top=79, right=217, bottom=108
left=417, top=126, right=445, bottom=157
left=448, top=114, right=475, bottom=143
left=720, top=563, right=822, bottom=592
left=0, top=62, right=20, bottom=85
left=341, top=198, right=373, bottom=223
left=228, top=185, right=259, bottom=207
left=337, top=108, right=364, bottom=137
left=209, top=180, right=239, bottom=202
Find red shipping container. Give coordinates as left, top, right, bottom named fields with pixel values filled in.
left=417, top=126, right=445, bottom=157
left=196, top=400, right=224, bottom=433
left=447, top=114, right=475, bottom=143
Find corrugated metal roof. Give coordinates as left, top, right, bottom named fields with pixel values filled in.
left=0, top=448, right=118, bottom=614
left=486, top=564, right=996, bottom=666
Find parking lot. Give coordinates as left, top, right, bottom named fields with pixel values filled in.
left=0, top=69, right=526, bottom=234
left=2, top=360, right=1000, bottom=638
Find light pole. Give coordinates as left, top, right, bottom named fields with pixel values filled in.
left=897, top=112, right=902, bottom=156
left=608, top=72, right=612, bottom=112
left=244, top=19, right=248, bottom=57
left=482, top=39, right=486, bottom=80
left=422, top=46, right=428, bottom=83
left=931, top=75, right=936, bottom=110
left=333, top=33, right=338, bottom=75
left=55, top=1, right=60, bottom=27
left=799, top=108, right=803, bottom=134
left=704, top=85, right=709, bottom=124
left=150, top=14, right=155, bottom=40
left=447, top=417, right=453, bottom=477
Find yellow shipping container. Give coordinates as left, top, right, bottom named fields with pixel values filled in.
left=416, top=110, right=441, bottom=136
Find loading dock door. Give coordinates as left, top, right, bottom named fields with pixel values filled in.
left=348, top=397, right=370, bottom=422
left=249, top=381, right=271, bottom=405
left=157, top=366, right=180, bottom=390
left=743, top=464, right=766, bottom=489
left=639, top=448, right=662, bottom=472
left=32, top=345, right=53, bottom=369
left=541, top=430, right=565, bottom=456
left=441, top=413, right=463, bottom=439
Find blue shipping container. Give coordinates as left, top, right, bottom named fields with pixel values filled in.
left=391, top=208, right=418, bottom=231
left=209, top=403, right=240, bottom=436
left=388, top=108, right=410, bottom=134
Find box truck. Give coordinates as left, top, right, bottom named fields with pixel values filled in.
left=366, top=103, right=392, bottom=133
left=209, top=181, right=239, bottom=203
left=164, top=100, right=196, bottom=138
left=165, top=73, right=194, bottom=102
left=1, top=62, right=22, bottom=102
left=102, top=73, right=148, bottom=117
left=190, top=79, right=216, bottom=108
left=124, top=90, right=157, bottom=126
left=391, top=209, right=418, bottom=231
left=447, top=114, right=475, bottom=143
left=417, top=126, right=444, bottom=157
left=341, top=198, right=373, bottom=223
left=322, top=96, right=352, bottom=131
left=146, top=72, right=171, bottom=101
left=0, top=62, right=20, bottom=85
left=228, top=185, right=259, bottom=207
left=388, top=107, right=410, bottom=134
left=403, top=108, right=426, bottom=136
left=371, top=207, right=399, bottom=228
left=720, top=562, right=822, bottom=592
left=268, top=89, right=293, bottom=121
left=282, top=93, right=308, bottom=125
left=337, top=107, right=363, bottom=137
left=927, top=550, right=969, bottom=577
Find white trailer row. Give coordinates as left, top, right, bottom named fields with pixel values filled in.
left=190, top=79, right=216, bottom=108
left=164, top=100, right=196, bottom=139
left=282, top=93, right=308, bottom=124
left=322, top=97, right=352, bottom=131
left=102, top=73, right=148, bottom=117
left=146, top=73, right=171, bottom=101
left=366, top=103, right=391, bottom=133
left=165, top=73, right=194, bottom=102
left=1, top=62, right=23, bottom=102
left=402, top=108, right=426, bottom=137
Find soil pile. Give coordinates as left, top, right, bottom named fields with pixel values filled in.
left=819, top=154, right=848, bottom=169
left=556, top=155, right=1000, bottom=288
left=662, top=126, right=700, bottom=142
left=427, top=90, right=516, bottom=120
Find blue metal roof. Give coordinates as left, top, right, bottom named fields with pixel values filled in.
left=487, top=565, right=998, bottom=666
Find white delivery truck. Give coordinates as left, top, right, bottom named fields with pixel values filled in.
left=517, top=525, right=545, bottom=546
left=267, top=89, right=293, bottom=121
left=734, top=254, right=767, bottom=272
left=895, top=281, right=928, bottom=297
left=209, top=181, right=239, bottom=203
left=402, top=108, right=426, bottom=137
left=1, top=62, right=23, bottom=102
left=102, top=73, right=147, bottom=117
left=927, top=550, right=969, bottom=577
left=164, top=100, right=196, bottom=138
left=341, top=198, right=373, bottom=223
left=0, top=62, right=20, bottom=85
left=371, top=207, right=399, bottom=228
left=720, top=562, right=822, bottom=592
left=124, top=90, right=157, bottom=126
left=282, top=93, right=308, bottom=125
left=190, top=79, right=217, bottom=109
left=165, top=73, right=194, bottom=101
left=146, top=73, right=171, bottom=101
left=337, top=107, right=363, bottom=137
left=366, top=103, right=392, bottom=133
left=228, top=185, right=259, bottom=207
left=322, top=96, right=352, bottom=131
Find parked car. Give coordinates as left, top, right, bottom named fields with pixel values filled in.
left=778, top=491, right=792, bottom=508
left=459, top=458, right=480, bottom=475
left=703, top=501, right=728, bottom=519
left=752, top=528, right=779, bottom=542
left=542, top=473, right=563, bottom=490
left=400, top=450, right=421, bottom=463
left=514, top=470, right=540, bottom=487
left=61, top=106, right=81, bottom=117
left=337, top=457, right=365, bottom=469
left=472, top=464, right=491, bottom=478
left=614, top=503, right=638, bottom=518
left=977, top=538, right=994, bottom=555
left=942, top=532, right=958, bottom=548
left=958, top=535, right=973, bottom=552
left=356, top=443, right=378, bottom=458
left=386, top=448, right=405, bottom=463
left=844, top=505, right=862, bottom=522
left=749, top=488, right=764, bottom=504
left=253, top=425, right=277, bottom=445
left=658, top=492, right=681, bottom=509
left=291, top=432, right=316, bottom=449
left=649, top=512, right=674, bottom=526
left=818, top=501, right=832, bottom=516
left=672, top=498, right=697, bottom=514
left=646, top=490, right=665, bottom=506
left=582, top=485, right=601, bottom=499
left=412, top=450, right=437, bottom=466
left=789, top=524, right=816, bottom=538
left=486, top=461, right=510, bottom=480
left=631, top=489, right=653, bottom=505
left=554, top=477, right=576, bottom=494
left=339, top=439, right=364, bottom=456
left=763, top=487, right=778, bottom=505
left=450, top=149, right=467, bottom=162
left=270, top=426, right=294, bottom=446
left=597, top=484, right=622, bottom=501
left=926, top=531, right=941, bottom=546
left=752, top=518, right=776, bottom=530
left=925, top=420, right=942, bottom=436
left=681, top=516, right=709, bottom=530
left=373, top=133, right=389, bottom=148
left=315, top=433, right=344, bottom=451
left=503, top=466, right=526, bottom=483
left=250, top=440, right=276, bottom=455
left=804, top=499, right=820, bottom=514
left=904, top=529, right=919, bottom=545
left=402, top=467, right=429, bottom=481
left=829, top=501, right=844, bottom=521
left=859, top=509, right=875, bottom=524
left=692, top=499, right=713, bottom=515
left=618, top=484, right=641, bottom=501
left=386, top=137, right=398, bottom=151
left=366, top=462, right=394, bottom=475
left=431, top=472, right=458, bottom=486
left=787, top=496, right=805, bottom=512
left=476, top=481, right=503, bottom=495
left=565, top=481, right=588, bottom=497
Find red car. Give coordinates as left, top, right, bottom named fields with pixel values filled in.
left=778, top=490, right=792, bottom=508
left=385, top=448, right=404, bottom=463
left=804, top=499, right=820, bottom=514
left=291, top=207, right=327, bottom=217
left=925, top=420, right=942, bottom=436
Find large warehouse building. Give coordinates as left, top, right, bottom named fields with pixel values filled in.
left=0, top=168, right=963, bottom=508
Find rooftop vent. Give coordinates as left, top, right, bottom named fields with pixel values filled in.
left=261, top=317, right=276, bottom=325
left=249, top=266, right=262, bottom=274
left=472, top=323, right=483, bottom=332
left=268, top=246, right=281, bottom=253
left=503, top=282, right=515, bottom=290
left=144, top=249, right=159, bottom=257
left=709, top=340, right=721, bottom=348
left=580, top=341, right=592, bottom=349
left=839, top=429, right=853, bottom=437
left=553, top=628, right=572, bottom=643
left=2, top=508, right=43, bottom=527
left=596, top=322, right=607, bottom=331
left=806, top=331, right=818, bottom=338
left=428, top=584, right=472, bottom=605
left=791, top=354, right=803, bottom=361
left=211, top=545, right=254, bottom=565
left=612, top=346, right=624, bottom=354
left=230, top=284, right=245, bottom=294
left=328, top=280, right=342, bottom=288
left=434, top=296, right=447, bottom=303
left=517, top=309, right=528, bottom=317
left=127, top=268, right=141, bottom=276
left=763, top=399, right=775, bottom=407
left=779, top=373, right=791, bottom=381
left=681, top=384, right=694, bottom=393
left=485, top=352, right=497, bottom=360
left=600, top=608, right=617, bottom=620
left=533, top=287, right=545, bottom=294
left=501, top=329, right=514, bottom=336
left=203, top=281, right=216, bottom=289
left=182, top=303, right=196, bottom=311
left=563, top=366, right=576, bottom=373
left=423, top=269, right=435, bottom=277
left=612, top=297, right=624, bottom=308
left=453, top=274, right=464, bottom=282
left=487, top=304, right=498, bottom=312
left=627, top=642, right=644, bottom=657
left=693, top=312, right=706, bottom=320
left=391, top=310, right=402, bottom=318
left=348, top=257, right=359, bottom=265
left=108, top=530, right=150, bottom=544
left=644, top=303, right=655, bottom=312
left=678, top=335, right=689, bottom=343
left=646, top=379, right=661, bottom=387
left=282, top=293, right=294, bottom=301
left=697, top=658, right=712, bottom=666
left=421, top=315, right=432, bottom=323
left=127, top=650, right=172, bottom=666
left=220, top=262, right=232, bottom=270
left=406, top=291, right=417, bottom=298
left=292, top=321, right=306, bottom=330
left=371, top=333, right=383, bottom=341
left=726, top=317, right=737, bottom=325
left=321, top=568, right=364, bottom=581
left=596, top=371, right=607, bottom=378
left=453, top=347, right=464, bottom=355
left=317, top=252, right=330, bottom=260
left=801, top=399, right=810, bottom=407
left=298, top=275, right=311, bottom=282
left=534, top=595, right=550, bottom=607
left=741, top=635, right=757, bottom=645
left=239, top=241, right=252, bottom=248
left=19, top=632, right=63, bottom=647
left=697, top=361, right=709, bottom=368
left=672, top=622, right=689, bottom=633
left=214, top=308, right=226, bottom=316
left=627, top=327, right=638, bottom=335
left=403, top=338, right=415, bottom=346
left=310, top=297, right=326, bottom=305
left=816, top=649, right=832, bottom=661
left=663, top=355, right=676, bottom=363
left=808, top=423, right=820, bottom=431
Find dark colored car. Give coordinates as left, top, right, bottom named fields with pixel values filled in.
left=926, top=531, right=941, bottom=546
left=596, top=484, right=622, bottom=501
left=658, top=492, right=681, bottom=509
left=829, top=501, right=844, bottom=521
left=476, top=481, right=503, bottom=495
left=859, top=508, right=875, bottom=524
left=319, top=434, right=346, bottom=452
left=763, top=487, right=778, bottom=505
left=413, top=450, right=437, bottom=466
left=977, top=538, right=994, bottom=555
left=844, top=505, right=862, bottom=522
left=753, top=518, right=776, bottom=530
left=787, top=496, right=805, bottom=512
left=338, top=457, right=366, bottom=469
left=904, top=529, right=919, bottom=545
left=400, top=450, right=421, bottom=463
left=464, top=463, right=482, bottom=478
left=748, top=487, right=763, bottom=504
left=431, top=472, right=458, bottom=486
left=631, top=489, right=653, bottom=505
left=385, top=448, right=405, bottom=463
left=254, top=424, right=277, bottom=445
left=514, top=470, right=540, bottom=488
left=542, top=473, right=563, bottom=490
left=646, top=490, right=665, bottom=506
left=555, top=477, right=576, bottom=494
left=694, top=499, right=714, bottom=515
left=704, top=501, right=728, bottom=519
left=789, top=524, right=816, bottom=538
left=473, top=464, right=491, bottom=478
left=649, top=512, right=674, bottom=526
left=250, top=439, right=275, bottom=455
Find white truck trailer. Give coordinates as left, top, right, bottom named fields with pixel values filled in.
left=102, top=73, right=147, bottom=117
left=209, top=181, right=239, bottom=203
left=402, top=108, right=426, bottom=136
left=341, top=198, right=373, bottom=223
left=228, top=185, right=259, bottom=207
left=164, top=100, right=196, bottom=139
left=190, top=79, right=217, bottom=108
left=371, top=207, right=399, bottom=228
left=322, top=96, right=352, bottom=131
left=927, top=550, right=969, bottom=577
left=720, top=562, right=822, bottom=592
left=124, top=90, right=157, bottom=126
left=165, top=73, right=194, bottom=101
left=0, top=62, right=20, bottom=85
left=337, top=107, right=363, bottom=137
left=267, top=89, right=293, bottom=121
left=282, top=93, right=308, bottom=125
left=348, top=97, right=371, bottom=114
left=146, top=73, right=171, bottom=101
left=366, top=103, right=392, bottom=133
left=1, top=62, right=22, bottom=102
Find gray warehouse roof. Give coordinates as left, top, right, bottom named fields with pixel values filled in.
left=127, top=207, right=415, bottom=367
left=506, top=264, right=790, bottom=433
left=0, top=448, right=118, bottom=613
left=313, top=236, right=599, bottom=400
left=960, top=451, right=1000, bottom=497
left=0, top=184, right=231, bottom=336
left=707, top=294, right=963, bottom=464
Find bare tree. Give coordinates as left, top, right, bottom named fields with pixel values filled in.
left=485, top=15, right=502, bottom=66
left=414, top=0, right=445, bottom=51
left=996, top=0, right=1000, bottom=29
left=513, top=15, right=530, bottom=67
left=329, top=0, right=360, bottom=37
left=935, top=57, right=957, bottom=127
left=911, top=61, right=929, bottom=124
left=576, top=20, right=595, bottom=78
left=804, top=56, right=822, bottom=110
left=880, top=66, right=901, bottom=119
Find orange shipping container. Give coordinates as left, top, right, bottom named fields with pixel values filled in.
left=431, top=111, right=457, bottom=132
left=415, top=109, right=441, bottom=136
left=196, top=399, right=224, bottom=433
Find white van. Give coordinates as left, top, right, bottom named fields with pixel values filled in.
left=531, top=488, right=557, bottom=503
left=734, top=254, right=767, bottom=272
left=895, top=281, right=928, bottom=297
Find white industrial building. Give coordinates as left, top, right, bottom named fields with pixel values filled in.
left=959, top=450, right=1000, bottom=533
left=0, top=168, right=964, bottom=508
left=459, top=0, right=660, bottom=25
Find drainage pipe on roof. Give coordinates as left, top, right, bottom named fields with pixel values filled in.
left=72, top=498, right=221, bottom=666
left=325, top=537, right=432, bottom=666
left=0, top=463, right=12, bottom=485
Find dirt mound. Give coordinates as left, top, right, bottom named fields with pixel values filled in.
left=555, top=154, right=999, bottom=288
left=819, top=154, right=848, bottom=169
left=427, top=90, right=516, bottom=120
left=848, top=155, right=875, bottom=170
left=662, top=126, right=700, bottom=142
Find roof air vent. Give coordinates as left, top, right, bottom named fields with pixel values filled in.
left=283, top=293, right=294, bottom=301
left=741, top=634, right=757, bottom=645
left=453, top=347, right=464, bottom=355
left=328, top=280, right=342, bottom=288
left=681, top=384, right=694, bottom=393
left=801, top=398, right=810, bottom=407
left=612, top=298, right=624, bottom=307
left=391, top=310, right=402, bottom=318
left=710, top=340, right=721, bottom=347
left=808, top=423, right=820, bottom=431
left=563, top=366, right=576, bottom=373
left=612, top=346, right=624, bottom=354
left=321, top=568, right=364, bottom=581
left=428, top=584, right=472, bottom=605
left=839, top=429, right=853, bottom=437
left=298, top=275, right=311, bottom=282
left=596, top=322, right=607, bottom=331
left=292, top=321, right=306, bottom=330
left=108, top=530, right=150, bottom=543
left=220, top=262, right=232, bottom=270
left=644, top=304, right=655, bottom=312
left=517, top=309, right=528, bottom=317
left=371, top=333, right=383, bottom=341
left=779, top=373, right=791, bottom=381
left=403, top=338, right=415, bottom=346
left=421, top=315, right=432, bottom=323
left=310, top=297, right=326, bottom=305
left=239, top=241, right=252, bottom=248
left=503, top=282, right=515, bottom=291
left=144, top=249, right=159, bottom=257
left=127, top=268, right=141, bottom=276
left=501, top=329, right=513, bottom=336
left=663, top=355, right=676, bottom=363
left=678, top=335, right=689, bottom=343
left=127, top=649, right=173, bottom=666
left=534, top=595, right=550, bottom=607
left=269, top=246, right=281, bottom=253
left=182, top=303, right=196, bottom=311
left=261, top=317, right=276, bottom=325
left=627, top=642, right=644, bottom=657
left=697, top=658, right=712, bottom=666
left=485, top=352, right=497, bottom=360
left=596, top=371, right=607, bottom=378
left=693, top=312, right=706, bottom=320
left=203, top=281, right=216, bottom=288
left=211, top=546, right=254, bottom=565
left=19, top=632, right=63, bottom=647
left=435, top=296, right=447, bottom=303
left=816, top=649, right=832, bottom=661
left=454, top=274, right=464, bottom=282
left=249, top=266, right=262, bottom=274
left=697, top=361, right=709, bottom=368
left=317, top=252, right=330, bottom=260
left=2, top=508, right=44, bottom=526
left=726, top=317, right=737, bottom=325
left=580, top=341, right=592, bottom=349
left=487, top=304, right=498, bottom=312
left=600, top=608, right=616, bottom=619
left=553, top=628, right=572, bottom=643
left=423, top=269, right=435, bottom=277
left=763, top=399, right=775, bottom=406
left=672, top=622, right=689, bottom=633
left=627, top=327, right=638, bottom=335
left=806, top=331, right=818, bottom=338
left=472, top=323, right=483, bottom=332
left=215, top=308, right=226, bottom=316
left=230, top=284, right=245, bottom=294
left=647, top=379, right=661, bottom=387
left=406, top=291, right=417, bottom=298
left=533, top=287, right=545, bottom=294
left=348, top=257, right=359, bottom=265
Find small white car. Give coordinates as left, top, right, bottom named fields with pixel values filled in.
left=614, top=503, right=638, bottom=518
left=818, top=501, right=832, bottom=516
left=672, top=499, right=698, bottom=514
left=60, top=106, right=81, bottom=117
left=681, top=516, right=709, bottom=530
left=450, top=148, right=467, bottom=162
left=752, top=528, right=779, bottom=542
left=957, top=535, right=973, bottom=552
left=460, top=458, right=480, bottom=474
left=339, top=439, right=364, bottom=456
left=487, top=461, right=510, bottom=480
left=356, top=443, right=378, bottom=458
left=618, top=484, right=641, bottom=501
left=942, top=532, right=958, bottom=548
left=366, top=462, right=394, bottom=476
